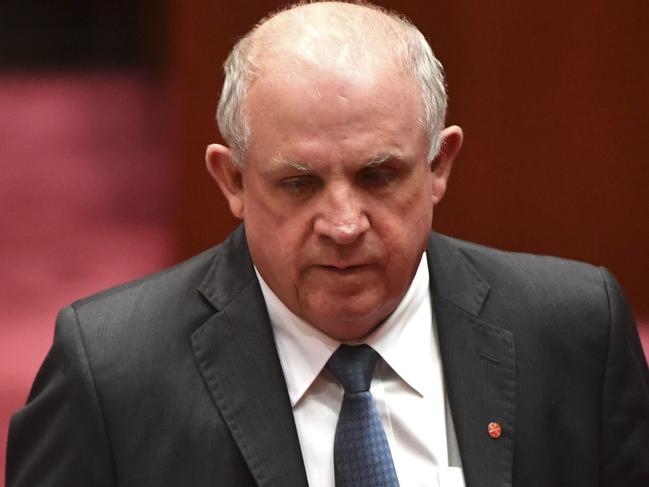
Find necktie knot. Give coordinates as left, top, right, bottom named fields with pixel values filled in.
left=327, top=344, right=379, bottom=393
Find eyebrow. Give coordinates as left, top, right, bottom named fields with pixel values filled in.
left=270, top=152, right=399, bottom=171
left=363, top=153, right=394, bottom=168
left=271, top=155, right=313, bottom=172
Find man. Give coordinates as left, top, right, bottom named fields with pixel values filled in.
left=7, top=2, right=649, bottom=486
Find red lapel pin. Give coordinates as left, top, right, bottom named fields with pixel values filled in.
left=487, top=422, right=502, bottom=439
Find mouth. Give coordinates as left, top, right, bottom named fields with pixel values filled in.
left=316, top=263, right=373, bottom=273
left=304, top=263, right=379, bottom=290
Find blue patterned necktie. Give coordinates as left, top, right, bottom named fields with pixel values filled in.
left=326, top=344, right=400, bottom=487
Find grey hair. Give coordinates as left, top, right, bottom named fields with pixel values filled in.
left=216, top=1, right=448, bottom=167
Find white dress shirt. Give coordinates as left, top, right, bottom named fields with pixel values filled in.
left=256, top=253, right=465, bottom=487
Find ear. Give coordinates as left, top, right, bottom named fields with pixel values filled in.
left=430, top=125, right=463, bottom=205
left=205, top=144, right=245, bottom=219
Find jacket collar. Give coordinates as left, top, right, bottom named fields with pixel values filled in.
left=198, top=225, right=257, bottom=310
left=194, top=226, right=310, bottom=487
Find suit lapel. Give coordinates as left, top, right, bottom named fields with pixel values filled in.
left=191, top=227, right=309, bottom=487
left=427, top=234, right=516, bottom=487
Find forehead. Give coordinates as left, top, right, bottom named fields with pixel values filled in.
left=244, top=64, right=427, bottom=163
left=249, top=62, right=417, bottom=117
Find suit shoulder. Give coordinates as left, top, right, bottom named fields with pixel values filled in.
left=64, top=242, right=229, bottom=349
left=442, top=234, right=602, bottom=284
left=433, top=234, right=621, bottom=364
left=433, top=233, right=612, bottom=324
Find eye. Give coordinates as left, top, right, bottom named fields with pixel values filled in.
left=279, top=175, right=319, bottom=194
left=358, top=167, right=397, bottom=187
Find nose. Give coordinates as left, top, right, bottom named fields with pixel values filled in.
left=313, top=184, right=370, bottom=245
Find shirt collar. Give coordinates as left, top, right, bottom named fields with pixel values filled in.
left=257, top=252, right=433, bottom=407
left=365, top=253, right=433, bottom=398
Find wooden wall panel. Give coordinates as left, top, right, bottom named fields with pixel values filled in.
left=168, top=1, right=648, bottom=316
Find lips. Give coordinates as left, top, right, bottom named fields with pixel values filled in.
left=312, top=258, right=377, bottom=269
left=303, top=250, right=383, bottom=274
left=313, top=263, right=376, bottom=274
left=321, top=264, right=366, bottom=272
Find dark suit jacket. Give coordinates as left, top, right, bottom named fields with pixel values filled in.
left=7, top=227, right=649, bottom=486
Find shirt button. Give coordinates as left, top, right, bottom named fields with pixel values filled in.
left=487, top=421, right=502, bottom=439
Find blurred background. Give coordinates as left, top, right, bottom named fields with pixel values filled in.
left=1, top=0, right=648, bottom=481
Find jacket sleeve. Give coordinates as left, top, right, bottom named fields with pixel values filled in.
left=598, top=268, right=649, bottom=486
left=6, top=306, right=117, bottom=487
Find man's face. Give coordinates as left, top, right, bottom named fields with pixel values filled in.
left=209, top=66, right=457, bottom=340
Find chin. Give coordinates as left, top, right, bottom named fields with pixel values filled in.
left=307, top=301, right=389, bottom=341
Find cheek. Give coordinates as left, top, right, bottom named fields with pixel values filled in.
left=381, top=181, right=434, bottom=235
left=375, top=189, right=433, bottom=272
left=243, top=197, right=310, bottom=280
